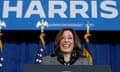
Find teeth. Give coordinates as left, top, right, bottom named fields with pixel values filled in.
left=63, top=44, right=70, bottom=48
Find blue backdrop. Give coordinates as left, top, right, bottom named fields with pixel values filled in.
left=1, top=30, right=120, bottom=72
left=0, top=0, right=120, bottom=30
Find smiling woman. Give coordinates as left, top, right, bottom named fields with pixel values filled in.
left=42, top=28, right=90, bottom=65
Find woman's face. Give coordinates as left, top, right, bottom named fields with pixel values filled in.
left=59, top=30, right=74, bottom=53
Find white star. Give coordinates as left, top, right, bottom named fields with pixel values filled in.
left=0, top=63, right=3, bottom=67
left=0, top=57, right=4, bottom=61
left=39, top=54, right=42, bottom=57
left=36, top=59, right=39, bottom=62
left=38, top=60, right=42, bottom=63
left=40, top=48, right=44, bottom=52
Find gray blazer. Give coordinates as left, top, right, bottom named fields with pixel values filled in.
left=42, top=56, right=90, bottom=65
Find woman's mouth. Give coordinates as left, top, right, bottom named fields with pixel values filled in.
left=63, top=44, right=70, bottom=49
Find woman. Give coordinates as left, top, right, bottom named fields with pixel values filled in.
left=42, top=28, right=90, bottom=65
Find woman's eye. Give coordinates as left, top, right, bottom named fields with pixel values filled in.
left=68, top=37, right=73, bottom=39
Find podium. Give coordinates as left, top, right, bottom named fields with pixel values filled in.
left=24, top=64, right=111, bottom=72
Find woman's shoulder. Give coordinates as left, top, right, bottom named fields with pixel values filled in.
left=42, top=56, right=57, bottom=61
left=74, top=57, right=90, bottom=65
left=42, top=56, right=60, bottom=65
left=43, top=56, right=54, bottom=59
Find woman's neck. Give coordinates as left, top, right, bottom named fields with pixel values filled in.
left=63, top=53, right=71, bottom=62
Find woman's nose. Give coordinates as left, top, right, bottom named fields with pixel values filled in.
left=64, top=38, right=68, bottom=42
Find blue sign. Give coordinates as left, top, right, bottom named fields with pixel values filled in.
left=0, top=0, right=120, bottom=30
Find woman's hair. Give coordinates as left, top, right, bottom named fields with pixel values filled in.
left=51, top=28, right=82, bottom=57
